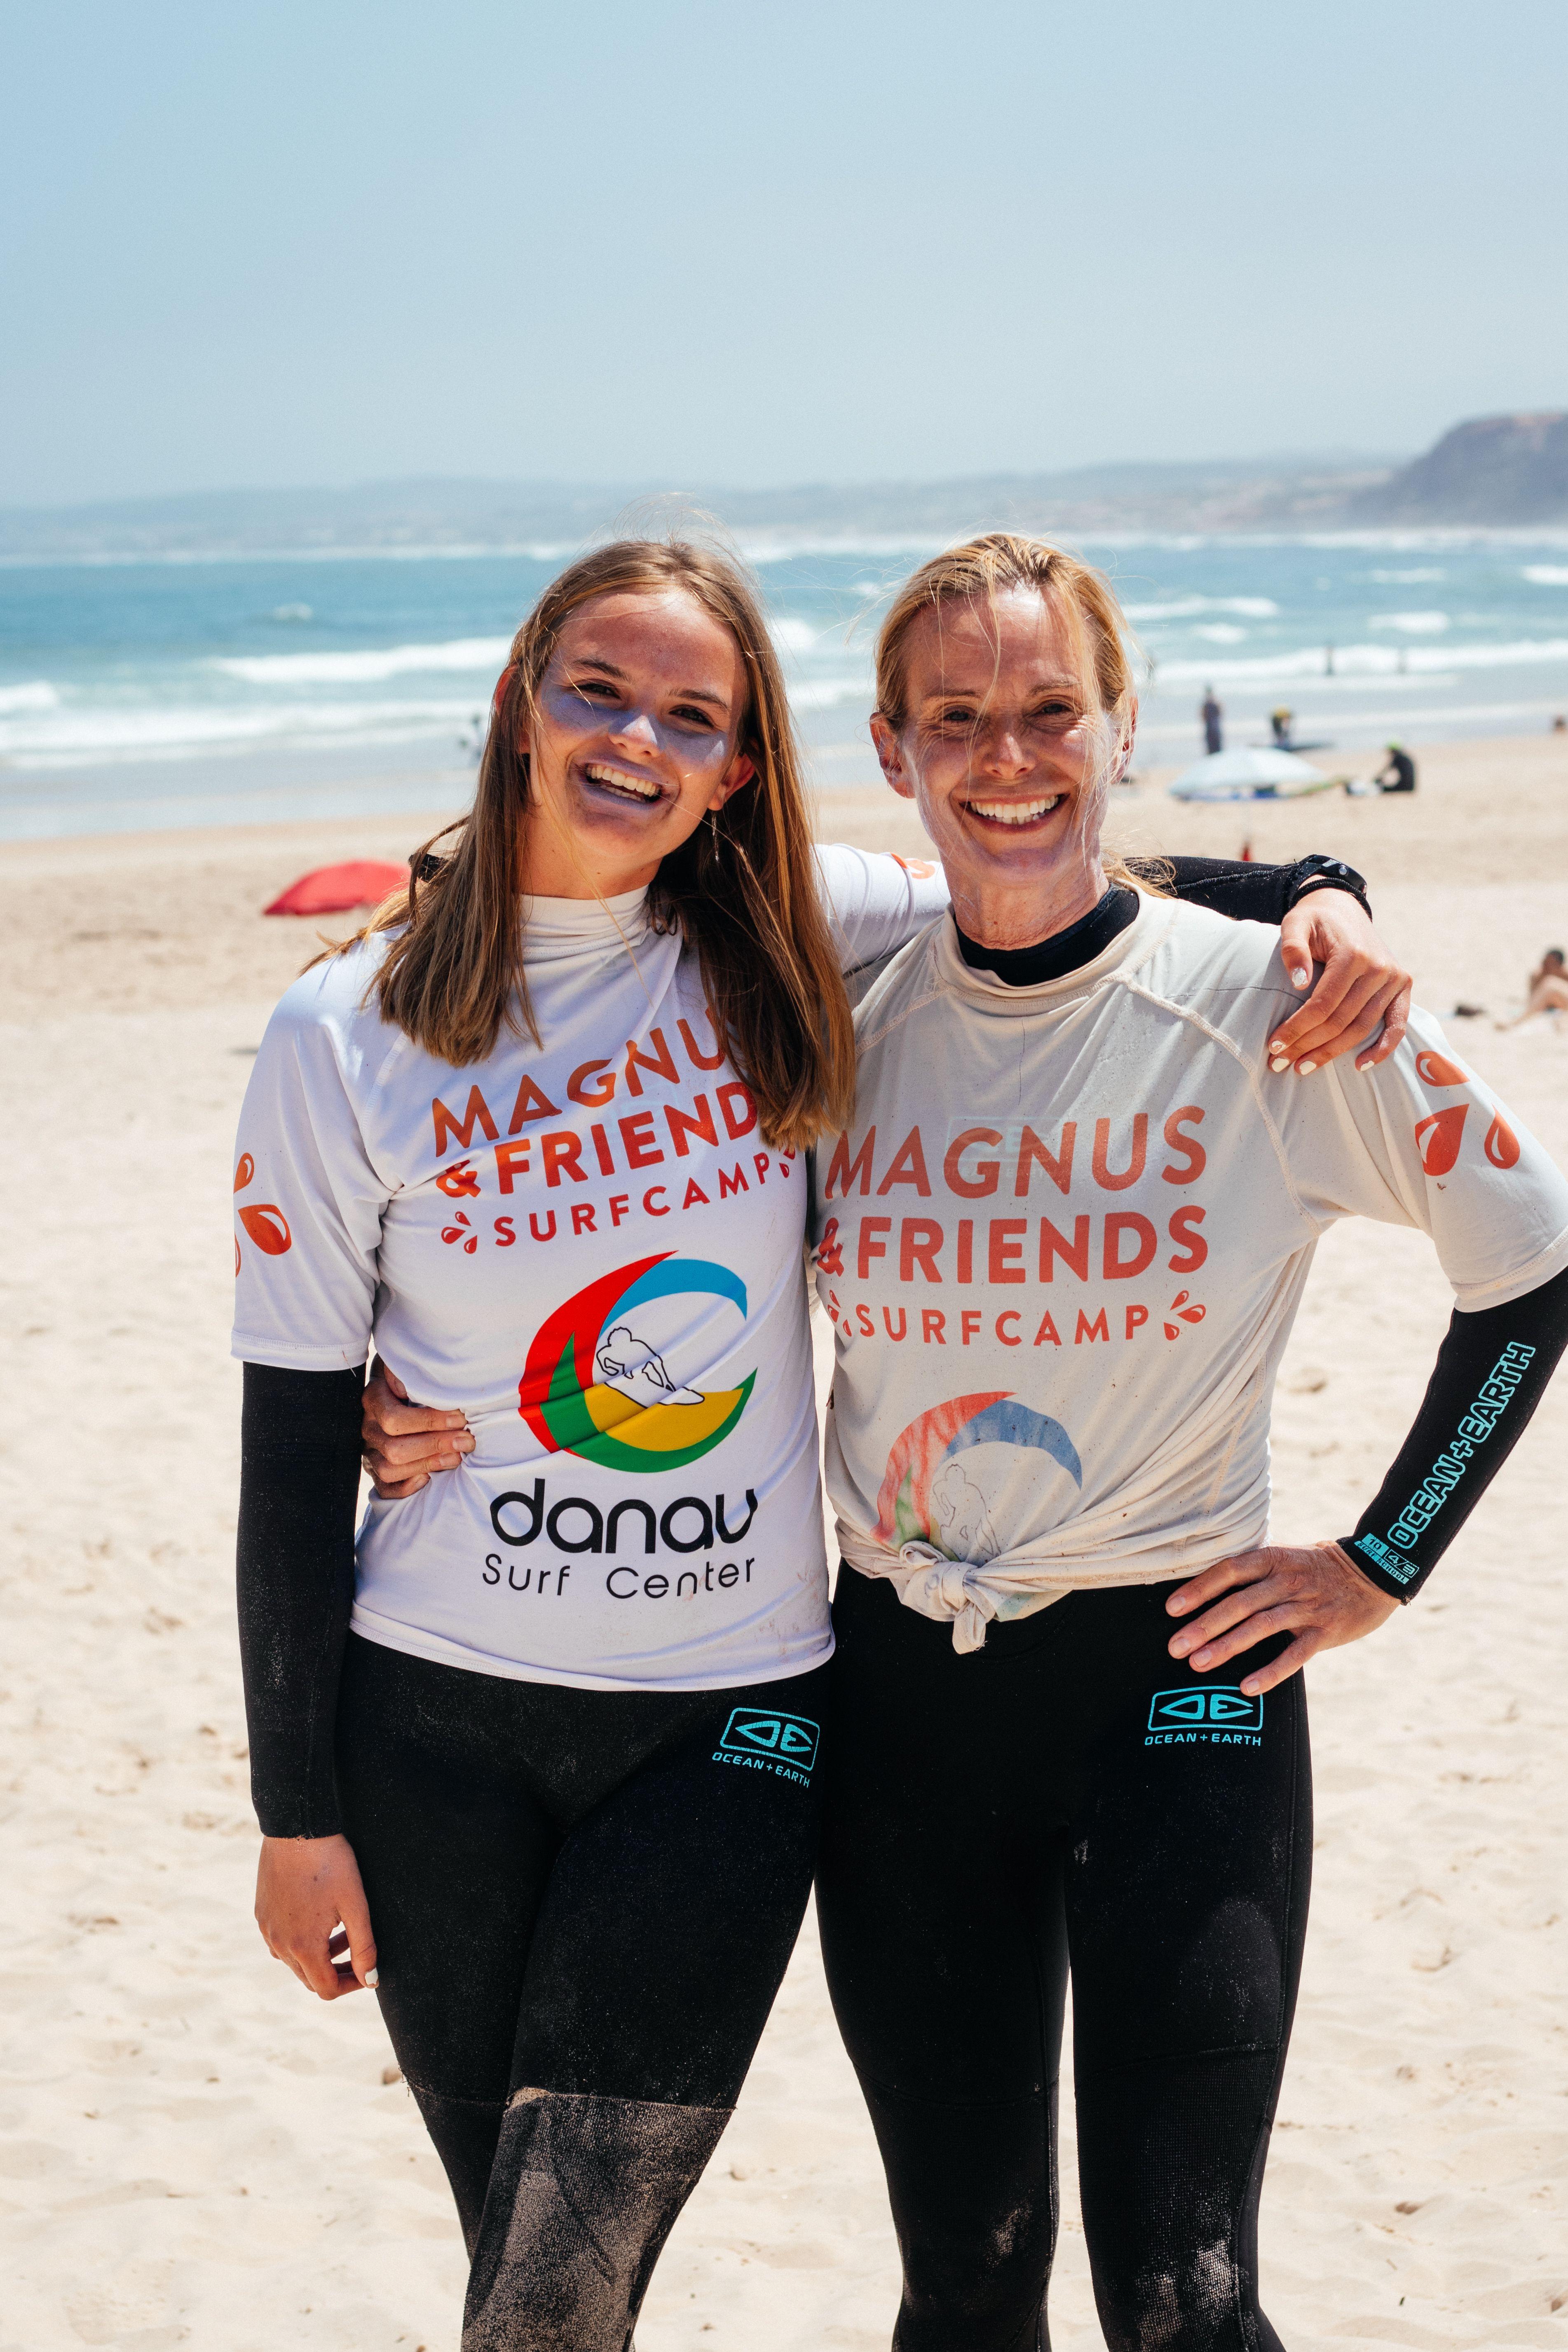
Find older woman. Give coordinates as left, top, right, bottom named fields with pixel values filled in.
left=813, top=536, right=1568, bottom=2352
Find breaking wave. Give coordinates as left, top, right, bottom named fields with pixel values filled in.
left=214, top=636, right=511, bottom=685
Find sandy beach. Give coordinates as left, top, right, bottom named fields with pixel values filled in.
left=2, top=732, right=1566, bottom=2350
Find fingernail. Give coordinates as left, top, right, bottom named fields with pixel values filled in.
left=1270, top=1058, right=1289, bottom=1074
left=1291, top=968, right=1309, bottom=987
left=364, top=1968, right=379, bottom=1988
left=1298, top=1059, right=1316, bottom=1074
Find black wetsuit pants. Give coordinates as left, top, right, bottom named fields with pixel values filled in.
left=335, top=1632, right=828, bottom=2350
left=818, top=1572, right=1312, bottom=2352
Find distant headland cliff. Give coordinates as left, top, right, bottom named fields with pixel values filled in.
left=1348, top=412, right=1568, bottom=526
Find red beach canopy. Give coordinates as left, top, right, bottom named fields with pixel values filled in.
left=263, top=860, right=409, bottom=917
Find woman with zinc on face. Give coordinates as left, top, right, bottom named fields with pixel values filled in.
left=241, top=532, right=1411, bottom=2352
left=813, top=537, right=1568, bottom=2352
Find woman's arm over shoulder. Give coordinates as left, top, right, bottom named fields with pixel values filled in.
left=1142, top=852, right=1370, bottom=927
left=1146, top=853, right=1409, bottom=1074
left=813, top=842, right=950, bottom=974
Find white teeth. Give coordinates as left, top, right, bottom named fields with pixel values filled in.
left=584, top=762, right=661, bottom=801
left=968, top=795, right=1063, bottom=825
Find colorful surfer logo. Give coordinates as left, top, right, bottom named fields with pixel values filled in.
left=519, top=1252, right=754, bottom=1473
left=875, top=1391, right=1082, bottom=1560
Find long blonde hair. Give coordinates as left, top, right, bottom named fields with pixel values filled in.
left=352, top=540, right=855, bottom=1151
left=873, top=532, right=1154, bottom=892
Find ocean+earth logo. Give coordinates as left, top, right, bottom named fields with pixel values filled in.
left=717, top=1709, right=820, bottom=1775
left=1147, top=1686, right=1265, bottom=1738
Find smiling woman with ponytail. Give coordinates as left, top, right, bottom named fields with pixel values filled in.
left=230, top=529, right=1408, bottom=2352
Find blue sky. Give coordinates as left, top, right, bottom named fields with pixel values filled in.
left=4, top=0, right=1565, bottom=504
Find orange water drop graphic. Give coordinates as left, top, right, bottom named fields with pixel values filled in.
left=233, top=1152, right=255, bottom=1192
left=1414, top=1105, right=1468, bottom=1176
left=1415, top=1051, right=1467, bottom=1088
left=239, top=1202, right=293, bottom=1255
left=1484, top=1113, right=1520, bottom=1169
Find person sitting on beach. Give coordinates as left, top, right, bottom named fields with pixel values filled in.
left=1377, top=741, right=1417, bottom=793
left=810, top=535, right=1568, bottom=2352
left=1499, top=945, right=1568, bottom=1029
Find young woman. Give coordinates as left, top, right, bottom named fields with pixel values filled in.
left=234, top=536, right=1405, bottom=2352
left=811, top=536, right=1568, bottom=2352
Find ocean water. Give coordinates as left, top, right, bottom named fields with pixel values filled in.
left=3, top=532, right=1568, bottom=838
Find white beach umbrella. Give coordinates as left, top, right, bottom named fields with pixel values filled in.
left=1167, top=748, right=1334, bottom=802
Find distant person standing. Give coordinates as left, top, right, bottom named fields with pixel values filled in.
left=1377, top=742, right=1417, bottom=794
left=1270, top=706, right=1293, bottom=748
left=1201, top=686, right=1223, bottom=754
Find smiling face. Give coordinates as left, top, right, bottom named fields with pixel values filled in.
left=516, top=586, right=757, bottom=899
left=870, top=586, right=1134, bottom=950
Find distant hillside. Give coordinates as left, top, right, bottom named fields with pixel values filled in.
left=0, top=457, right=1396, bottom=560
left=1352, top=412, right=1568, bottom=525
left=7, top=418, right=1563, bottom=553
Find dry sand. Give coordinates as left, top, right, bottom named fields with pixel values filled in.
left=2, top=734, right=1566, bottom=2349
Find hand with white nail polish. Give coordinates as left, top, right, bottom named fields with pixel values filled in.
left=1266, top=894, right=1411, bottom=1076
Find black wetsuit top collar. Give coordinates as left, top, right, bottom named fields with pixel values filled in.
left=954, top=885, right=1138, bottom=987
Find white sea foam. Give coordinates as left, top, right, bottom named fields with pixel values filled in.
left=1152, top=637, right=1568, bottom=685
left=1523, top=565, right=1568, bottom=586
left=1369, top=567, right=1445, bottom=583
left=1193, top=624, right=1248, bottom=644
left=1369, top=611, right=1450, bottom=633
left=789, top=675, right=874, bottom=711
left=0, top=695, right=478, bottom=767
left=1121, top=596, right=1279, bottom=621
left=214, top=636, right=512, bottom=685
left=770, top=618, right=818, bottom=654
left=0, top=681, right=59, bottom=716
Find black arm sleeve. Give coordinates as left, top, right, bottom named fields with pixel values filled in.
left=1338, top=1264, right=1568, bottom=1602
left=1131, top=853, right=1372, bottom=924
left=237, top=1361, right=366, bottom=1838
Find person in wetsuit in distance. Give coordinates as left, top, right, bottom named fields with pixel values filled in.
left=1377, top=742, right=1417, bottom=793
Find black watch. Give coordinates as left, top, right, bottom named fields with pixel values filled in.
left=1287, top=856, right=1371, bottom=919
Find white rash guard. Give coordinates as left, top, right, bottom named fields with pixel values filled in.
left=815, top=897, right=1568, bottom=1651
left=232, top=845, right=947, bottom=1691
